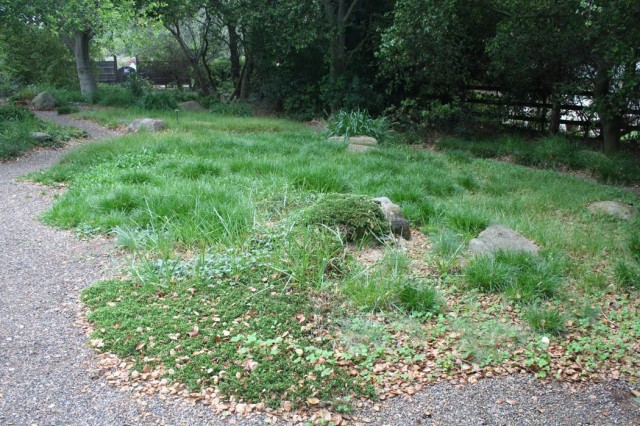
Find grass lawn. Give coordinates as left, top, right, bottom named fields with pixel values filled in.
left=30, top=107, right=640, bottom=416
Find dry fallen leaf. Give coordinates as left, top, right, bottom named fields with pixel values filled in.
left=306, top=397, right=320, bottom=405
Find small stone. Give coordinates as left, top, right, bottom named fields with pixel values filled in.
left=31, top=132, right=52, bottom=142
left=31, top=91, right=58, bottom=110
left=178, top=101, right=206, bottom=112
left=587, top=201, right=637, bottom=220
left=468, top=224, right=539, bottom=256
left=347, top=144, right=375, bottom=153
left=127, top=118, right=166, bottom=133
left=349, top=136, right=378, bottom=146
left=373, top=196, right=411, bottom=240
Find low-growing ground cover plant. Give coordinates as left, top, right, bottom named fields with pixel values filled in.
left=0, top=103, right=86, bottom=159
left=30, top=106, right=640, bottom=417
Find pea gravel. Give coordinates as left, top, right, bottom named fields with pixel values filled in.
left=0, top=112, right=638, bottom=425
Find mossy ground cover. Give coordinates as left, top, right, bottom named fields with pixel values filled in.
left=30, top=107, right=639, bottom=419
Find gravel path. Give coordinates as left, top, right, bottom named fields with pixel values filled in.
left=0, top=112, right=638, bottom=425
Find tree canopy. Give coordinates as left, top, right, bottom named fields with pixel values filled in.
left=1, top=0, right=638, bottom=150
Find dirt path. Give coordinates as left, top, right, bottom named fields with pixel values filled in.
left=0, top=112, right=638, bottom=425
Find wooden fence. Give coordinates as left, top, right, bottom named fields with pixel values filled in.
left=95, top=57, right=191, bottom=87
left=464, top=86, right=640, bottom=137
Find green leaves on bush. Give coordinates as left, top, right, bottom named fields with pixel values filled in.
left=327, top=109, right=389, bottom=141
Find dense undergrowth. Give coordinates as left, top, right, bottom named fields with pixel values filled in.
left=27, top=106, right=640, bottom=415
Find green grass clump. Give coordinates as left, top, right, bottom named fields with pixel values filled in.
left=615, top=262, right=640, bottom=290
left=464, top=251, right=564, bottom=303
left=398, top=283, right=440, bottom=314
left=138, top=91, right=178, bottom=110
left=524, top=307, right=567, bottom=335
left=327, top=109, right=389, bottom=141
left=300, top=193, right=388, bottom=243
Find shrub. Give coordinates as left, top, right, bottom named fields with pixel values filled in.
left=327, top=109, right=389, bottom=141
left=0, top=122, right=34, bottom=159
left=91, top=85, right=137, bottom=107
left=124, top=72, right=151, bottom=97
left=137, top=91, right=178, bottom=110
left=300, top=193, right=389, bottom=243
left=524, top=307, right=566, bottom=335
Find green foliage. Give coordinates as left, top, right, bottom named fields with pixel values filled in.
left=524, top=307, right=567, bottom=335
left=137, top=91, right=179, bottom=111
left=0, top=104, right=84, bottom=159
left=125, top=72, right=151, bottom=97
left=0, top=21, right=77, bottom=88
left=300, top=193, right=388, bottom=243
left=327, top=110, right=389, bottom=141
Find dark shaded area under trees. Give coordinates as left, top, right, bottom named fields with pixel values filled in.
left=1, top=0, right=639, bottom=152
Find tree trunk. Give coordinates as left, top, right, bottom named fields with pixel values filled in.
left=323, top=0, right=360, bottom=113
left=239, top=52, right=253, bottom=100
left=594, top=61, right=621, bottom=154
left=228, top=24, right=241, bottom=82
left=73, top=31, right=97, bottom=97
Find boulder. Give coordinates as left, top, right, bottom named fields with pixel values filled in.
left=178, top=101, right=206, bottom=112
left=468, top=225, right=539, bottom=256
left=30, top=91, right=57, bottom=110
left=328, top=136, right=348, bottom=144
left=373, top=197, right=411, bottom=240
left=347, top=144, right=375, bottom=153
left=587, top=201, right=637, bottom=220
left=328, top=135, right=378, bottom=145
left=31, top=132, right=52, bottom=142
left=349, top=136, right=378, bottom=146
left=127, top=118, right=166, bottom=133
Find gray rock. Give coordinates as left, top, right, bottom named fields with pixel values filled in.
left=30, top=91, right=58, bottom=111
left=127, top=118, right=166, bottom=133
left=178, top=101, right=206, bottom=112
left=347, top=144, right=375, bottom=153
left=373, top=197, right=411, bottom=240
left=0, top=98, right=8, bottom=106
left=587, top=201, right=637, bottom=220
left=328, top=135, right=378, bottom=146
left=31, top=132, right=52, bottom=142
left=349, top=136, right=378, bottom=146
left=328, top=136, right=348, bottom=144
left=468, top=224, right=539, bottom=256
